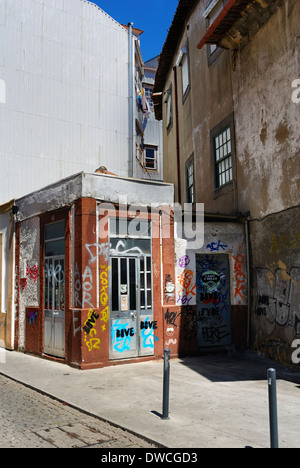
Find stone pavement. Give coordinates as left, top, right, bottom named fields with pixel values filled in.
left=0, top=375, right=157, bottom=448
left=1, top=349, right=300, bottom=448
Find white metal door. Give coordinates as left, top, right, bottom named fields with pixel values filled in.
left=109, top=255, right=155, bottom=360
left=44, top=222, right=65, bottom=358
left=44, top=256, right=65, bottom=358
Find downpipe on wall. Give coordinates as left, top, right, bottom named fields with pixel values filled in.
left=245, top=217, right=251, bottom=348
left=128, top=22, right=134, bottom=178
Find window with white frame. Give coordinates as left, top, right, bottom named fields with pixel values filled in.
left=177, top=46, right=190, bottom=99
left=205, top=0, right=227, bottom=61
left=165, top=86, right=173, bottom=130
left=144, top=146, right=158, bottom=171
left=144, top=86, right=154, bottom=110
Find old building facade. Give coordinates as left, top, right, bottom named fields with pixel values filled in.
left=1, top=173, right=174, bottom=368
left=153, top=0, right=300, bottom=364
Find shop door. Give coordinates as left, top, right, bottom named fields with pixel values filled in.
left=109, top=255, right=155, bottom=360
left=44, top=222, right=65, bottom=358
left=196, top=254, right=231, bottom=348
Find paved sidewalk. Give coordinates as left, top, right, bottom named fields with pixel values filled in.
left=0, top=350, right=300, bottom=448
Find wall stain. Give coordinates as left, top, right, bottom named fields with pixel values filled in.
left=275, top=120, right=290, bottom=145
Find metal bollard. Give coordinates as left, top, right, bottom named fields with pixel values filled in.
left=268, top=368, right=279, bottom=448
left=162, top=349, right=170, bottom=420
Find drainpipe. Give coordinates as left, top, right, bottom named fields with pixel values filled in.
left=128, top=22, right=134, bottom=178
left=173, top=67, right=181, bottom=205
left=245, top=217, right=251, bottom=348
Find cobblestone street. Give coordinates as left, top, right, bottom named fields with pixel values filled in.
left=0, top=375, right=157, bottom=448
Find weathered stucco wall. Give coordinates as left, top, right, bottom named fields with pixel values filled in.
left=233, top=0, right=300, bottom=219
left=250, top=206, right=300, bottom=364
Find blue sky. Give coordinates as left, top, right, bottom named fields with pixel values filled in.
left=92, top=0, right=179, bottom=62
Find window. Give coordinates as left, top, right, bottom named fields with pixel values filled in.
left=144, top=146, right=157, bottom=171
left=186, top=156, right=195, bottom=204
left=177, top=45, right=190, bottom=100
left=144, top=87, right=154, bottom=110
left=181, top=52, right=190, bottom=98
left=45, top=221, right=65, bottom=257
left=214, top=126, right=232, bottom=188
left=205, top=0, right=227, bottom=63
left=44, top=221, right=65, bottom=313
left=165, top=86, right=173, bottom=130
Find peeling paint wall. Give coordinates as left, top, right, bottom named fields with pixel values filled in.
left=233, top=0, right=300, bottom=219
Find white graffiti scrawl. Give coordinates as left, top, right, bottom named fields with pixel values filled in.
left=256, top=267, right=300, bottom=331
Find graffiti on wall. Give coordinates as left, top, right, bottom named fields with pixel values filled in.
left=255, top=266, right=300, bottom=333
left=164, top=274, right=175, bottom=304
left=74, top=263, right=95, bottom=309
left=232, top=252, right=246, bottom=305
left=85, top=242, right=109, bottom=264
left=99, top=265, right=109, bottom=330
left=206, top=240, right=228, bottom=252
left=164, top=306, right=197, bottom=345
left=176, top=255, right=196, bottom=306
left=19, top=264, right=40, bottom=291
left=26, top=265, right=40, bottom=283
left=196, top=254, right=231, bottom=347
left=111, top=319, right=158, bottom=354
left=83, top=309, right=101, bottom=352
left=28, top=310, right=37, bottom=325
left=72, top=310, right=81, bottom=337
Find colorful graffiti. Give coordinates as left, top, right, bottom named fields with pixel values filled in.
left=111, top=318, right=158, bottom=354
left=176, top=265, right=196, bottom=305
left=28, top=310, right=37, bottom=325
left=111, top=319, right=132, bottom=353
left=141, top=318, right=158, bottom=349
left=83, top=309, right=100, bottom=352
left=232, top=252, right=246, bottom=304
left=196, top=254, right=231, bottom=347
left=99, top=265, right=109, bottom=330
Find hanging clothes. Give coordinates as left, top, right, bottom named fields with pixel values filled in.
left=141, top=88, right=151, bottom=119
